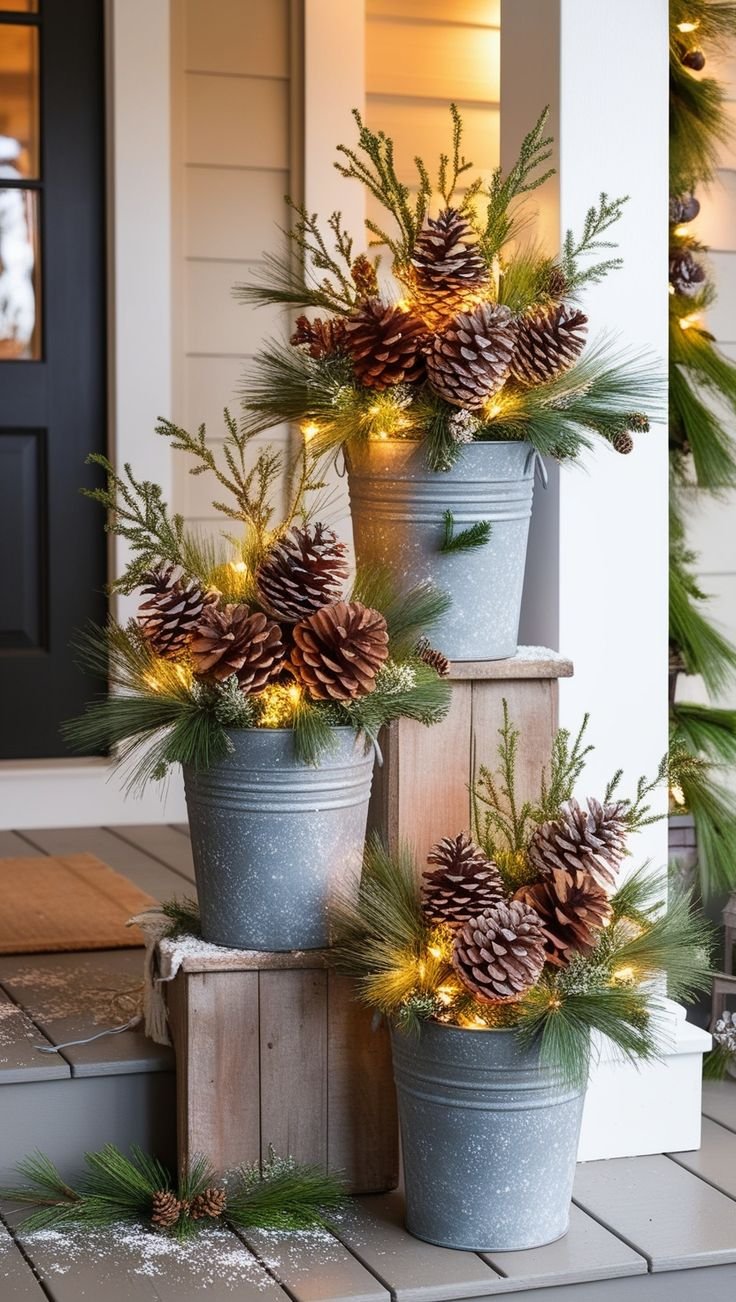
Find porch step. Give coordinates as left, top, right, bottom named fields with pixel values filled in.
left=0, top=948, right=175, bottom=1180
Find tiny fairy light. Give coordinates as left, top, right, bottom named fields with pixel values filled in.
left=679, top=312, right=702, bottom=330
left=677, top=19, right=700, bottom=32
left=258, top=681, right=302, bottom=728
left=670, top=782, right=686, bottom=807
left=612, top=965, right=636, bottom=986
left=301, top=421, right=320, bottom=442
left=230, top=560, right=247, bottom=574
left=673, top=223, right=693, bottom=237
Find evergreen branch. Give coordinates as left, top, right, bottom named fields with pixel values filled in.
left=350, top=569, right=450, bottom=655
left=671, top=702, right=736, bottom=765
left=561, top=193, right=628, bottom=293
left=536, top=715, right=594, bottom=819
left=516, top=981, right=656, bottom=1088
left=82, top=455, right=188, bottom=594
left=227, top=1154, right=347, bottom=1232
left=480, top=107, right=555, bottom=261
left=670, top=547, right=736, bottom=693
left=234, top=250, right=353, bottom=316
left=439, top=510, right=491, bottom=554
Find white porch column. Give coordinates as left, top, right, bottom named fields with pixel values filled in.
left=501, top=0, right=710, bottom=1160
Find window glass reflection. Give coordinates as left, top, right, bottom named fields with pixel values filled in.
left=0, top=23, right=40, bottom=178
left=0, top=184, right=40, bottom=358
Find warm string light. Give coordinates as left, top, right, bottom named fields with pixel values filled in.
left=258, top=681, right=302, bottom=728
left=612, top=965, right=636, bottom=986
left=301, top=421, right=320, bottom=442
left=673, top=223, right=693, bottom=237
left=679, top=312, right=702, bottom=330
left=230, top=560, right=247, bottom=575
left=670, top=783, right=686, bottom=807
left=677, top=19, right=700, bottom=32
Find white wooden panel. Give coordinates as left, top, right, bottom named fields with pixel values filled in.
left=366, top=18, right=500, bottom=101
left=706, top=49, right=736, bottom=101
left=365, top=98, right=499, bottom=184
left=185, top=74, right=289, bottom=169
left=717, top=103, right=736, bottom=167
left=185, top=355, right=251, bottom=427
left=687, top=491, right=736, bottom=574
left=185, top=262, right=284, bottom=354
left=691, top=172, right=736, bottom=251
left=368, top=0, right=500, bottom=23
left=179, top=432, right=291, bottom=520
left=185, top=167, right=289, bottom=260
left=184, top=0, right=289, bottom=77
left=706, top=252, right=736, bottom=342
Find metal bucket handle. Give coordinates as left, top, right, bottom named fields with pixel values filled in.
left=524, top=447, right=549, bottom=489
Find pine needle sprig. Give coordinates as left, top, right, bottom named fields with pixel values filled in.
left=350, top=570, right=450, bottom=656
left=227, top=1153, right=347, bottom=1232
left=480, top=107, right=555, bottom=262
left=439, top=510, right=491, bottom=554
left=160, top=895, right=201, bottom=938
left=535, top=715, right=594, bottom=820
left=561, top=193, right=628, bottom=293
left=516, top=981, right=656, bottom=1088
left=473, top=700, right=535, bottom=856
left=671, top=701, right=736, bottom=765
left=335, top=110, right=418, bottom=263
left=235, top=249, right=352, bottom=316
left=83, top=455, right=189, bottom=594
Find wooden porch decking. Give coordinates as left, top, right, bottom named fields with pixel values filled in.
left=0, top=824, right=735, bottom=1301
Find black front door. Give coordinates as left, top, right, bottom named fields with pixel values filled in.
left=0, top=0, right=106, bottom=759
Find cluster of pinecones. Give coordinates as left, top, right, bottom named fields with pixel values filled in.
left=137, top=524, right=389, bottom=703
left=151, top=1185, right=227, bottom=1230
left=422, top=796, right=627, bottom=1002
left=291, top=207, right=597, bottom=421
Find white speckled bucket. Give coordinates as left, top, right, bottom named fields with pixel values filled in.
left=392, top=1022, right=587, bottom=1251
left=346, top=440, right=536, bottom=661
left=183, top=727, right=374, bottom=951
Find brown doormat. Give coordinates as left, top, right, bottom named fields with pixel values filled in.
left=0, top=854, right=158, bottom=954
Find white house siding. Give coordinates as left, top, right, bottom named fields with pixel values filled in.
left=678, top=50, right=736, bottom=720
left=170, top=0, right=295, bottom=534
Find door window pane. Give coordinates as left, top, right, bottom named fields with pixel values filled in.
left=0, top=24, right=40, bottom=178
left=0, top=186, right=40, bottom=358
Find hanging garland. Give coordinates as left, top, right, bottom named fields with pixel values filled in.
left=669, top=0, right=736, bottom=897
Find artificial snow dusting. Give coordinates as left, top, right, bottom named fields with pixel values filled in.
left=0, top=998, right=40, bottom=1064
left=511, top=645, right=569, bottom=662
left=5, top=961, right=142, bottom=1025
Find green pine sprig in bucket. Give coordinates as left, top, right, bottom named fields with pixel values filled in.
left=1, top=1145, right=347, bottom=1240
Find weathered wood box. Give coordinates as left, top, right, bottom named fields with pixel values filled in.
left=167, top=653, right=573, bottom=1192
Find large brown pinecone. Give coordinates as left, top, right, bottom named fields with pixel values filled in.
left=290, top=315, right=348, bottom=359
left=528, top=797, right=628, bottom=892
left=451, top=900, right=546, bottom=1002
left=423, top=832, right=506, bottom=926
left=151, top=1189, right=182, bottom=1229
left=255, top=524, right=350, bottom=622
left=424, top=302, right=517, bottom=409
left=137, top=565, right=217, bottom=660
left=510, top=304, right=588, bottom=386
left=189, top=1186, right=227, bottom=1220
left=515, top=866, right=612, bottom=966
left=343, top=299, right=426, bottom=390
left=291, top=600, right=389, bottom=701
left=189, top=603, right=285, bottom=691
left=409, top=209, right=489, bottom=330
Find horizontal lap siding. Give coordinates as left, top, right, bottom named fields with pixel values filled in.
left=171, top=0, right=293, bottom=530
left=677, top=64, right=736, bottom=724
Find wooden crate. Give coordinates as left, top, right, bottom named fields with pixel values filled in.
left=369, top=652, right=574, bottom=852
left=166, top=947, right=398, bottom=1194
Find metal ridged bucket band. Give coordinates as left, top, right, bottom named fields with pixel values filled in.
left=391, top=1022, right=586, bottom=1251
left=347, top=439, right=535, bottom=661
left=184, top=727, right=374, bottom=951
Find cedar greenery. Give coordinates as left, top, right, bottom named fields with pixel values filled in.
left=1, top=1145, right=347, bottom=1239
left=668, top=1, right=736, bottom=898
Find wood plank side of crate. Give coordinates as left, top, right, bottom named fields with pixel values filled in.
left=167, top=961, right=398, bottom=1193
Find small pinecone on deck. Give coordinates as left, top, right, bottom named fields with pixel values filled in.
left=137, top=565, right=217, bottom=660
left=424, top=302, right=517, bottom=409
left=189, top=1187, right=227, bottom=1221
left=189, top=603, right=285, bottom=691
left=343, top=299, right=426, bottom=390
left=291, top=600, right=389, bottom=701
left=409, top=209, right=489, bottom=330
left=509, top=304, right=588, bottom=386
left=351, top=254, right=379, bottom=301
left=255, top=524, right=350, bottom=621
left=669, top=248, right=706, bottom=298
left=528, top=797, right=628, bottom=892
left=415, top=636, right=450, bottom=678
left=290, top=315, right=348, bottom=359
left=423, top=833, right=506, bottom=926
left=151, top=1189, right=182, bottom=1229
left=451, top=900, right=546, bottom=1002
left=515, top=866, right=612, bottom=966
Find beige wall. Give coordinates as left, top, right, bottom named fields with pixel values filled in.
left=680, top=46, right=736, bottom=711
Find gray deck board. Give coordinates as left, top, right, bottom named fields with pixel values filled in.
left=668, top=1116, right=736, bottom=1200
left=16, top=826, right=192, bottom=901
left=108, top=823, right=196, bottom=883
left=0, top=988, right=69, bottom=1084
left=0, top=950, right=172, bottom=1078
left=335, top=1193, right=504, bottom=1301
left=0, top=1223, right=47, bottom=1300
left=481, top=1204, right=647, bottom=1292
left=573, top=1153, right=736, bottom=1272
left=240, top=1226, right=392, bottom=1302
left=0, top=832, right=38, bottom=858
left=702, top=1080, right=736, bottom=1134
left=9, top=1219, right=288, bottom=1302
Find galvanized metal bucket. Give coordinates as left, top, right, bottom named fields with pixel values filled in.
left=184, top=727, right=374, bottom=951
left=346, top=440, right=537, bottom=661
left=391, top=1022, right=586, bottom=1251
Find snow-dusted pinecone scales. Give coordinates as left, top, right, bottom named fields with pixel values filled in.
left=424, top=302, right=517, bottom=409
left=291, top=600, right=389, bottom=701
left=528, top=797, right=627, bottom=892
left=256, top=524, right=349, bottom=622
left=344, top=300, right=426, bottom=390
left=408, top=208, right=489, bottom=330
left=137, top=564, right=217, bottom=660
left=515, top=866, right=612, bottom=965
left=451, top=900, right=546, bottom=1002
left=290, top=315, right=348, bottom=359
left=189, top=603, right=285, bottom=692
left=510, top=304, right=588, bottom=386
left=423, top=832, right=506, bottom=926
